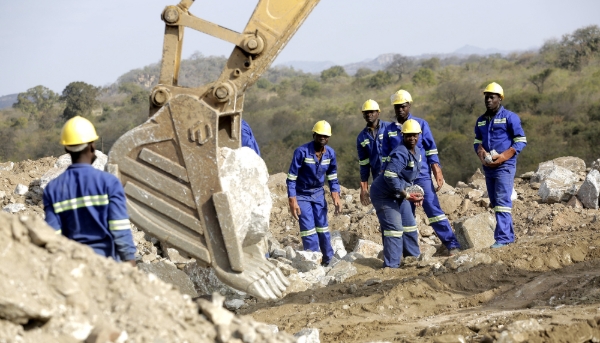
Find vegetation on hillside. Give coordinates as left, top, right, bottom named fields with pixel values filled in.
left=1, top=26, right=600, bottom=189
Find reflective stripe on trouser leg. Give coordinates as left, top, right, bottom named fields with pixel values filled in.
left=313, top=196, right=334, bottom=263
left=298, top=199, right=320, bottom=254
left=413, top=178, right=461, bottom=250
left=370, top=192, right=404, bottom=268
left=399, top=199, right=420, bottom=257
left=486, top=170, right=515, bottom=244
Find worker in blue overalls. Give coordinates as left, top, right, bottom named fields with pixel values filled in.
left=370, top=119, right=424, bottom=268
left=381, top=90, right=462, bottom=256
left=286, top=120, right=342, bottom=266
left=241, top=119, right=261, bottom=156
left=43, top=116, right=137, bottom=265
left=356, top=99, right=392, bottom=206
left=474, top=82, right=527, bottom=248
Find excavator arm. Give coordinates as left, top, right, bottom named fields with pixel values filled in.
left=107, top=0, right=319, bottom=300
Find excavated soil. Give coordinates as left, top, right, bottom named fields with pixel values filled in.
left=3, top=156, right=600, bottom=342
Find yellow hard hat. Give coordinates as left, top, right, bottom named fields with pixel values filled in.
left=362, top=99, right=380, bottom=112
left=390, top=89, right=413, bottom=105
left=60, top=116, right=99, bottom=146
left=483, top=82, right=504, bottom=100
left=312, top=120, right=332, bottom=136
left=401, top=119, right=421, bottom=134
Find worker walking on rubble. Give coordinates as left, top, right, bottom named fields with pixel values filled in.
left=286, top=120, right=342, bottom=266
left=474, top=82, right=527, bottom=248
left=43, top=116, right=137, bottom=265
left=356, top=99, right=392, bottom=206
left=242, top=119, right=261, bottom=156
left=381, top=90, right=462, bottom=256
left=370, top=119, right=424, bottom=268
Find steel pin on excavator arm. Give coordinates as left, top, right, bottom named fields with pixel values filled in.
left=108, top=0, right=319, bottom=300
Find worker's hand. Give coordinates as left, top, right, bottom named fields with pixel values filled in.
left=288, top=197, right=301, bottom=220
left=406, top=193, right=424, bottom=207
left=476, top=144, right=488, bottom=165
left=126, top=260, right=137, bottom=267
left=331, top=192, right=342, bottom=216
left=359, top=181, right=371, bottom=206
left=431, top=163, right=444, bottom=192
left=487, top=147, right=517, bottom=168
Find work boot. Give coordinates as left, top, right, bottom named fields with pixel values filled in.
left=490, top=242, right=510, bottom=249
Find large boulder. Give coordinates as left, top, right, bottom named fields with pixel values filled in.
left=183, top=262, right=247, bottom=299
left=453, top=213, right=496, bottom=250
left=138, top=261, right=198, bottom=298
left=218, top=147, right=271, bottom=246
left=537, top=166, right=580, bottom=203
left=577, top=169, right=600, bottom=209
left=531, top=157, right=586, bottom=184
left=438, top=193, right=462, bottom=215
left=352, top=239, right=383, bottom=258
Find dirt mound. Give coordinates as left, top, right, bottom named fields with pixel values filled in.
left=0, top=212, right=295, bottom=342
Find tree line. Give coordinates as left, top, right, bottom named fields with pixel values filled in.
left=1, top=25, right=599, bottom=189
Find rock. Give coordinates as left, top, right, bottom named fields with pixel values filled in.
left=218, top=147, right=271, bottom=246
left=330, top=231, right=347, bottom=259
left=299, top=267, right=327, bottom=286
left=161, top=244, right=193, bottom=264
left=22, top=216, right=59, bottom=247
left=567, top=196, right=583, bottom=208
left=342, top=252, right=365, bottom=262
left=284, top=246, right=297, bottom=260
left=271, top=248, right=287, bottom=259
left=433, top=335, right=466, bottom=343
left=445, top=252, right=492, bottom=271
left=453, top=213, right=496, bottom=250
left=478, top=198, right=491, bottom=208
left=0, top=161, right=14, bottom=171
left=419, top=225, right=435, bottom=237
left=352, top=239, right=383, bottom=258
left=468, top=169, right=485, bottom=183
left=538, top=166, right=580, bottom=203
left=183, top=261, right=247, bottom=299
left=293, top=251, right=323, bottom=272
left=294, top=328, right=320, bottom=343
left=532, top=157, right=586, bottom=184
left=138, top=261, right=198, bottom=298
left=330, top=214, right=351, bottom=232
left=519, top=171, right=535, bottom=179
left=285, top=274, right=312, bottom=293
left=0, top=191, right=6, bottom=200
left=437, top=182, right=457, bottom=195
left=467, top=189, right=484, bottom=200
left=505, top=318, right=543, bottom=334
left=530, top=182, right=541, bottom=190
left=3, top=203, right=26, bottom=214
left=577, top=169, right=600, bottom=209
left=325, top=260, right=357, bottom=284
left=365, top=278, right=382, bottom=286
left=455, top=181, right=468, bottom=188
left=272, top=260, right=297, bottom=276
left=13, top=184, right=28, bottom=196
left=460, top=199, right=471, bottom=212
left=197, top=293, right=234, bottom=326
left=511, top=188, right=517, bottom=201
left=224, top=299, right=245, bottom=311
left=438, top=193, right=462, bottom=214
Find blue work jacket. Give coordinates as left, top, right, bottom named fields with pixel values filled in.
left=356, top=120, right=392, bottom=182
left=286, top=142, right=341, bottom=199
left=381, top=114, right=440, bottom=180
left=473, top=106, right=527, bottom=175
left=43, top=164, right=137, bottom=261
left=241, top=119, right=261, bottom=156
left=371, top=143, right=422, bottom=199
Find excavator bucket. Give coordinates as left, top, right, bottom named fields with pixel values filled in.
left=107, top=0, right=320, bottom=300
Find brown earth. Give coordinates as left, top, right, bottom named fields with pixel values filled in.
left=3, top=157, right=600, bottom=342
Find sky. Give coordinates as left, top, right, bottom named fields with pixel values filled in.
left=1, top=0, right=600, bottom=96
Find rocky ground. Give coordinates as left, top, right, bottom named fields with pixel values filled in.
left=2, top=154, right=600, bottom=342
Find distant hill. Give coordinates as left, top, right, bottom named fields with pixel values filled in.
left=0, top=94, right=17, bottom=110
left=274, top=60, right=336, bottom=74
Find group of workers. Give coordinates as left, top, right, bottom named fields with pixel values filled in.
left=285, top=82, right=526, bottom=268
left=44, top=81, right=526, bottom=271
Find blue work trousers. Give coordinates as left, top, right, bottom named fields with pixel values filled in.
left=298, top=195, right=334, bottom=263
left=411, top=178, right=461, bottom=250
left=399, top=199, right=420, bottom=257
left=485, top=169, right=515, bottom=244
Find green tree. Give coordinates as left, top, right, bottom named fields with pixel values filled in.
left=321, top=66, right=347, bottom=81
left=542, top=25, right=600, bottom=70
left=528, top=68, right=554, bottom=94
left=412, top=68, right=436, bottom=87
left=118, top=83, right=149, bottom=105
left=61, top=82, right=100, bottom=119
left=300, top=79, right=321, bottom=97
left=13, top=85, right=59, bottom=117
left=367, top=71, right=393, bottom=89
left=354, top=68, right=373, bottom=78
left=385, top=54, right=415, bottom=80
left=422, top=57, right=441, bottom=70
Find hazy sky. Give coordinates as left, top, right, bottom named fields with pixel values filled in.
left=1, top=0, right=599, bottom=96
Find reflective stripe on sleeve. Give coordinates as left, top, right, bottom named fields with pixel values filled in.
left=513, top=137, right=527, bottom=143
left=287, top=173, right=297, bottom=180
left=383, top=230, right=403, bottom=237
left=300, top=228, right=317, bottom=237
left=55, top=230, right=62, bottom=235
left=359, top=158, right=370, bottom=166
left=474, top=139, right=482, bottom=144
left=378, top=134, right=383, bottom=140
left=109, top=219, right=132, bottom=231
left=384, top=170, right=398, bottom=178
left=425, top=149, right=438, bottom=156
left=53, top=194, right=109, bottom=214
left=326, top=173, right=338, bottom=180
left=494, top=206, right=512, bottom=213
left=360, top=139, right=370, bottom=147
left=428, top=214, right=447, bottom=223
left=388, top=131, right=398, bottom=137
left=477, top=121, right=486, bottom=126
